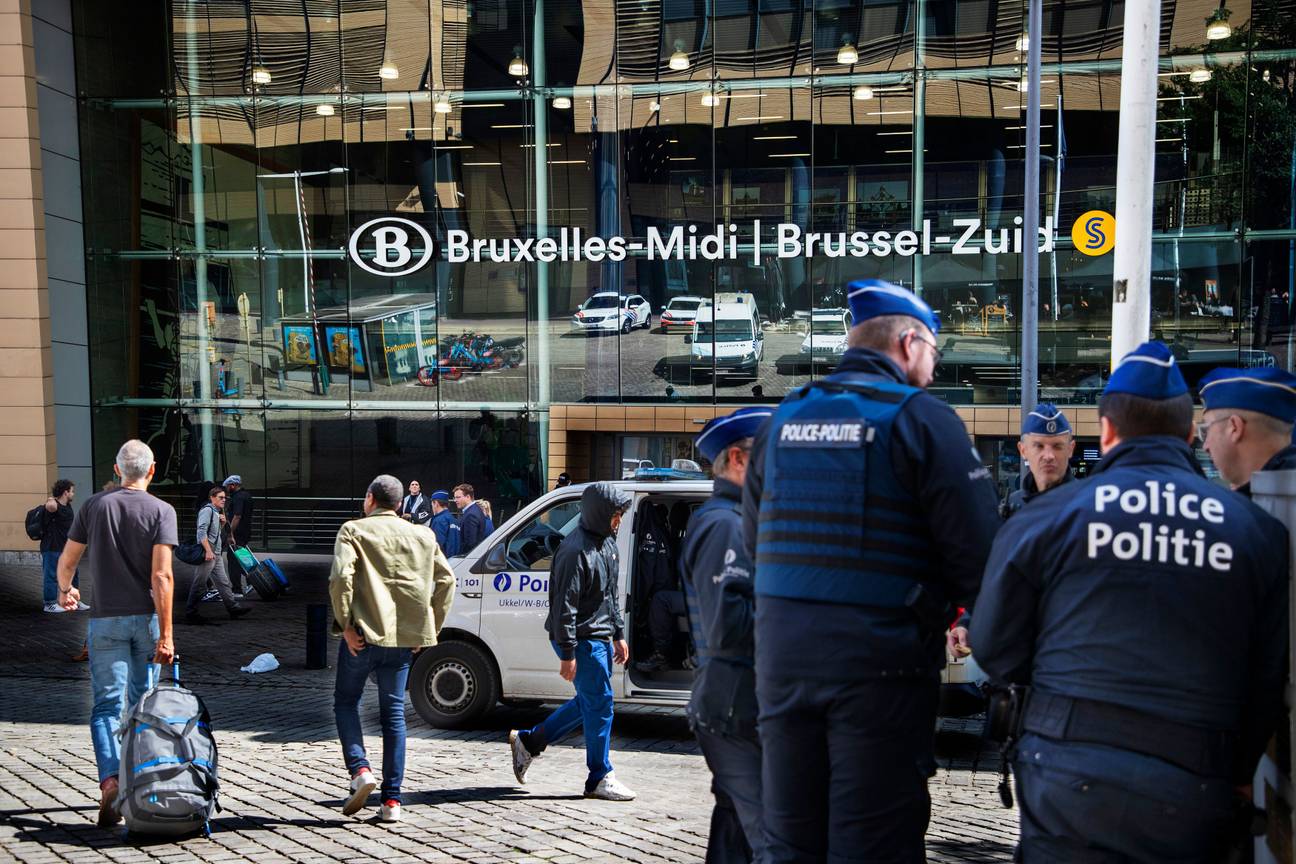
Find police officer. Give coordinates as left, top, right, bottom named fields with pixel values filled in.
left=972, top=341, right=1290, bottom=862
left=742, top=279, right=1001, bottom=862
left=1002, top=403, right=1076, bottom=517
left=1198, top=366, right=1296, bottom=496
left=683, top=407, right=772, bottom=863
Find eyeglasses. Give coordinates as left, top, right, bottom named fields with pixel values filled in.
left=1195, top=416, right=1235, bottom=443
left=907, top=331, right=944, bottom=363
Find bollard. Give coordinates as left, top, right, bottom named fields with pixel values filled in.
left=306, top=603, right=329, bottom=669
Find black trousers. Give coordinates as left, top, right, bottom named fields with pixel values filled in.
left=756, top=667, right=938, bottom=864
left=647, top=590, right=686, bottom=656
left=695, top=726, right=765, bottom=864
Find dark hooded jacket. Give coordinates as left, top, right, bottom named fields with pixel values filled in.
left=544, top=483, right=633, bottom=660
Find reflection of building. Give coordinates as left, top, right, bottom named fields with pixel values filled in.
left=3, top=0, right=1295, bottom=553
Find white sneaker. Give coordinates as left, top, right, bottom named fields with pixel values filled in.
left=379, top=800, right=401, bottom=823
left=584, top=772, right=636, bottom=801
left=75, top=601, right=90, bottom=611
left=509, top=730, right=535, bottom=784
left=342, top=768, right=377, bottom=816
left=42, top=602, right=65, bottom=613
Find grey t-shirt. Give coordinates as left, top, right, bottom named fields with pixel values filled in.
left=68, top=487, right=179, bottom=619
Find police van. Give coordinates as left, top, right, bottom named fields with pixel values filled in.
left=409, top=477, right=976, bottom=728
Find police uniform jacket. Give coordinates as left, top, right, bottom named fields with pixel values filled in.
left=1001, top=469, right=1073, bottom=518
left=681, top=477, right=757, bottom=738
left=1238, top=443, right=1296, bottom=498
left=972, top=436, right=1290, bottom=783
left=741, top=347, right=1002, bottom=680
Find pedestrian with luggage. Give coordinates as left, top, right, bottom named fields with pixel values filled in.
left=184, top=485, right=251, bottom=625
left=508, top=482, right=637, bottom=801
left=38, top=479, right=86, bottom=613
left=55, top=439, right=178, bottom=828
left=222, top=475, right=253, bottom=594
left=330, top=474, right=456, bottom=822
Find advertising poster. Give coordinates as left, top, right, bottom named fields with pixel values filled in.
left=325, top=325, right=366, bottom=373
left=380, top=311, right=419, bottom=383
left=283, top=325, right=317, bottom=365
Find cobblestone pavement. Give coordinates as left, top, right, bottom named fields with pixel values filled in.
left=0, top=562, right=1017, bottom=862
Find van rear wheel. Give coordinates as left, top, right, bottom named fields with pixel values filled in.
left=410, top=641, right=500, bottom=729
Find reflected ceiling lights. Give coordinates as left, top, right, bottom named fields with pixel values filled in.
left=434, top=95, right=452, bottom=113
left=649, top=100, right=661, bottom=112
left=1190, top=67, right=1212, bottom=83
left=1205, top=7, right=1231, bottom=40
left=837, top=39, right=859, bottom=65
left=553, top=95, right=572, bottom=109
left=316, top=103, right=335, bottom=117
left=508, top=47, right=529, bottom=77
left=853, top=85, right=874, bottom=100
left=252, top=65, right=272, bottom=85
left=379, top=56, right=399, bottom=79
left=1015, top=34, right=1029, bottom=52
left=669, top=41, right=691, bottom=71
left=701, top=89, right=719, bottom=107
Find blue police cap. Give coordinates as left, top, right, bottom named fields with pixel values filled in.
left=428, top=490, right=450, bottom=502
left=845, top=279, right=940, bottom=335
left=1103, top=341, right=1187, bottom=400
left=1199, top=366, right=1296, bottom=423
left=696, top=407, right=774, bottom=463
left=1022, top=403, right=1072, bottom=437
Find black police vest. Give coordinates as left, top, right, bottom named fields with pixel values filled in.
left=755, top=377, right=936, bottom=606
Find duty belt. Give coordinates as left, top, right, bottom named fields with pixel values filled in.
left=1022, top=691, right=1234, bottom=778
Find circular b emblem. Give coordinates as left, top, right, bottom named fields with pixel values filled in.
left=348, top=217, right=435, bottom=277
left=493, top=572, right=512, bottom=592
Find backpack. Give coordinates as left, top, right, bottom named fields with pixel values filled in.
left=24, top=505, right=44, bottom=541
left=117, top=663, right=220, bottom=837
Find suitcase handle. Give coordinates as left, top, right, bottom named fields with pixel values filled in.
left=149, top=658, right=182, bottom=688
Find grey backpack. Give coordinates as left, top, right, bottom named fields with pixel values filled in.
left=116, top=663, right=220, bottom=836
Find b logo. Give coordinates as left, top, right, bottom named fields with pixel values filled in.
left=493, top=572, right=512, bottom=592
left=348, top=217, right=435, bottom=276
left=1071, top=210, right=1115, bottom=257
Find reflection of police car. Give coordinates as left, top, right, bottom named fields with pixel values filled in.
left=659, top=295, right=710, bottom=332
left=410, top=477, right=973, bottom=727
left=572, top=292, right=652, bottom=334
left=798, top=308, right=851, bottom=364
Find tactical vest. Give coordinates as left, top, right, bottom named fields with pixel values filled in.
left=755, top=376, right=935, bottom=607
left=681, top=495, right=750, bottom=665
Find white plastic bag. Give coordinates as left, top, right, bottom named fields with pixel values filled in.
left=240, top=652, right=280, bottom=674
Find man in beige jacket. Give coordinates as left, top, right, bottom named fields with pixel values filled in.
left=329, top=474, right=455, bottom=823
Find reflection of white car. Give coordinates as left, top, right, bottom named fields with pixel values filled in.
left=572, top=292, right=652, bottom=334
left=690, top=295, right=763, bottom=380
left=799, top=308, right=851, bottom=364
left=659, top=296, right=710, bottom=332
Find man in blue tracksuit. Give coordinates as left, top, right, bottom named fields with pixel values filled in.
left=684, top=407, right=773, bottom=863
left=1198, top=365, right=1296, bottom=496
left=428, top=490, right=461, bottom=555
left=973, top=341, right=1290, bottom=862
left=742, top=279, right=1001, bottom=862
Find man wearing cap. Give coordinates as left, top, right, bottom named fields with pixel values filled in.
left=742, top=279, right=1001, bottom=861
left=222, top=475, right=253, bottom=594
left=428, top=491, right=461, bottom=556
left=973, top=341, right=1289, bottom=862
left=683, top=407, right=771, bottom=862
left=1199, top=366, right=1296, bottom=496
left=1002, top=403, right=1076, bottom=518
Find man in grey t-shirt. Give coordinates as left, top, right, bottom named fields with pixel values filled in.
left=59, top=440, right=178, bottom=828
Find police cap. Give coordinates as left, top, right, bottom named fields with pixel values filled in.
left=1199, top=366, right=1296, bottom=424
left=1103, top=340, right=1187, bottom=400
left=845, top=279, right=940, bottom=335
left=428, top=490, right=451, bottom=502
left=1022, top=402, right=1072, bottom=437
left=696, top=407, right=774, bottom=463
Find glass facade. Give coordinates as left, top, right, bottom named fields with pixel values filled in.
left=74, top=1, right=1296, bottom=548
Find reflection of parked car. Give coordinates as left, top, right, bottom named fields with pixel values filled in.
left=799, top=308, right=851, bottom=364
left=689, top=294, right=763, bottom=380
left=572, top=292, right=652, bottom=334
left=659, top=296, right=710, bottom=332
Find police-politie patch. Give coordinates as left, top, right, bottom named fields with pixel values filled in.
left=777, top=419, right=872, bottom=447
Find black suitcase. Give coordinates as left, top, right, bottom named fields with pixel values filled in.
left=233, top=546, right=287, bottom=600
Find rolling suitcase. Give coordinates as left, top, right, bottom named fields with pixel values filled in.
left=232, top=546, right=289, bottom=601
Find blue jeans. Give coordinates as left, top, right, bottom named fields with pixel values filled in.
left=88, top=614, right=159, bottom=782
left=524, top=640, right=615, bottom=791
left=41, top=550, right=77, bottom=605
left=333, top=641, right=412, bottom=803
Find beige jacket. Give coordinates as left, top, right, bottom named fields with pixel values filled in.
left=328, top=509, right=456, bottom=648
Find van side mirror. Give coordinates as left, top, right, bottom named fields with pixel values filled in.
left=756, top=331, right=765, bottom=341
left=485, top=543, right=506, bottom=570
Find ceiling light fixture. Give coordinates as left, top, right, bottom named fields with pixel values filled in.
left=1206, top=6, right=1231, bottom=40
left=434, top=94, right=452, bottom=113
left=701, top=89, right=719, bottom=108
left=252, top=65, right=272, bottom=85
left=508, top=46, right=529, bottom=77
left=316, top=102, right=335, bottom=117
left=1189, top=67, right=1212, bottom=83
left=553, top=95, right=572, bottom=109
left=1015, top=34, right=1029, bottom=52
left=379, top=56, right=399, bottom=79
left=837, top=37, right=859, bottom=65
left=669, top=40, right=691, bottom=71
left=853, top=85, right=874, bottom=100
left=649, top=100, right=661, bottom=112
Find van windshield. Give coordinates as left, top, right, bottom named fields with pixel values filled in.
left=696, top=320, right=754, bottom=340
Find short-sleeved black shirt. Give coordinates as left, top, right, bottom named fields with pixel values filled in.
left=68, top=488, right=178, bottom=619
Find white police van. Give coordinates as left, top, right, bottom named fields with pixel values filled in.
left=409, top=476, right=977, bottom=728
